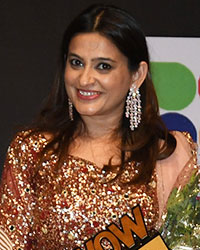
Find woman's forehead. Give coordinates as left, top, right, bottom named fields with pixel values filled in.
left=68, top=32, right=128, bottom=62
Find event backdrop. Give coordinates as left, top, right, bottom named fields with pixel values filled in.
left=147, top=37, right=200, bottom=145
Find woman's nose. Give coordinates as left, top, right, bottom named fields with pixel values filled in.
left=79, top=67, right=95, bottom=86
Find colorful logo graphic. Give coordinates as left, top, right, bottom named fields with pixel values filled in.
left=151, top=62, right=196, bottom=110
left=151, top=61, right=198, bottom=142
left=161, top=112, right=197, bottom=142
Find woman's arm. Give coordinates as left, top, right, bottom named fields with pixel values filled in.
left=156, top=131, right=197, bottom=218
left=156, top=131, right=199, bottom=249
left=0, top=131, right=45, bottom=250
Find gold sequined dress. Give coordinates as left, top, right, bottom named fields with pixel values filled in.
left=0, top=131, right=198, bottom=250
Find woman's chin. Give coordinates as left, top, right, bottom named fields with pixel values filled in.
left=76, top=109, right=99, bottom=117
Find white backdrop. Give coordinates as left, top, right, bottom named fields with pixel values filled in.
left=147, top=37, right=199, bottom=147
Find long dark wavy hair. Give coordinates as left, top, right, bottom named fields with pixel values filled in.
left=29, top=4, right=176, bottom=184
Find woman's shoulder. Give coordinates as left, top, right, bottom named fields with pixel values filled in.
left=171, top=130, right=196, bottom=159
left=156, top=131, right=198, bottom=214
left=10, top=129, right=49, bottom=151
left=168, top=131, right=197, bottom=186
left=2, top=129, right=54, bottom=182
left=160, top=130, right=196, bottom=170
left=6, top=129, right=53, bottom=165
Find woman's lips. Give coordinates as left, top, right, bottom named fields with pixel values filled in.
left=77, top=89, right=101, bottom=100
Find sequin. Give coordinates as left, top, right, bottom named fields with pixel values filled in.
left=0, top=131, right=197, bottom=250
left=9, top=225, right=15, bottom=232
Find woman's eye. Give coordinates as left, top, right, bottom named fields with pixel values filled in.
left=70, top=59, right=83, bottom=67
left=97, top=63, right=112, bottom=70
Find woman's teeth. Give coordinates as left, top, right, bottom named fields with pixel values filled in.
left=79, top=90, right=99, bottom=96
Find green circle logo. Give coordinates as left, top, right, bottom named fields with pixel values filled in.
left=151, top=62, right=196, bottom=110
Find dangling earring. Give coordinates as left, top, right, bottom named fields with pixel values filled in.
left=68, top=98, right=74, bottom=121
left=125, top=84, right=142, bottom=131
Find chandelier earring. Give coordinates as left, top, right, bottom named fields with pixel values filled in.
left=68, top=98, right=74, bottom=121
left=125, top=83, right=142, bottom=131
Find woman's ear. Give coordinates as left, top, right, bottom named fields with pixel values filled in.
left=130, top=61, right=148, bottom=88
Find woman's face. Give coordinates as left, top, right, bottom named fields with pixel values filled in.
left=64, top=32, right=139, bottom=120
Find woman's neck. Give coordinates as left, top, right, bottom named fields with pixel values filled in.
left=69, top=115, right=122, bottom=169
left=79, top=113, right=122, bottom=139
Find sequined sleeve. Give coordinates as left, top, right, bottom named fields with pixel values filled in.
left=0, top=131, right=47, bottom=250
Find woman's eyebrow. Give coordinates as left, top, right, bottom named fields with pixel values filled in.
left=68, top=53, right=82, bottom=59
left=68, top=53, right=116, bottom=63
left=92, top=57, right=117, bottom=63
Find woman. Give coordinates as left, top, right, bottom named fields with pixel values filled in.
left=0, top=4, right=199, bottom=250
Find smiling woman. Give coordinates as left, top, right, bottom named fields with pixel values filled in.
left=65, top=33, right=147, bottom=122
left=0, top=3, right=199, bottom=250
